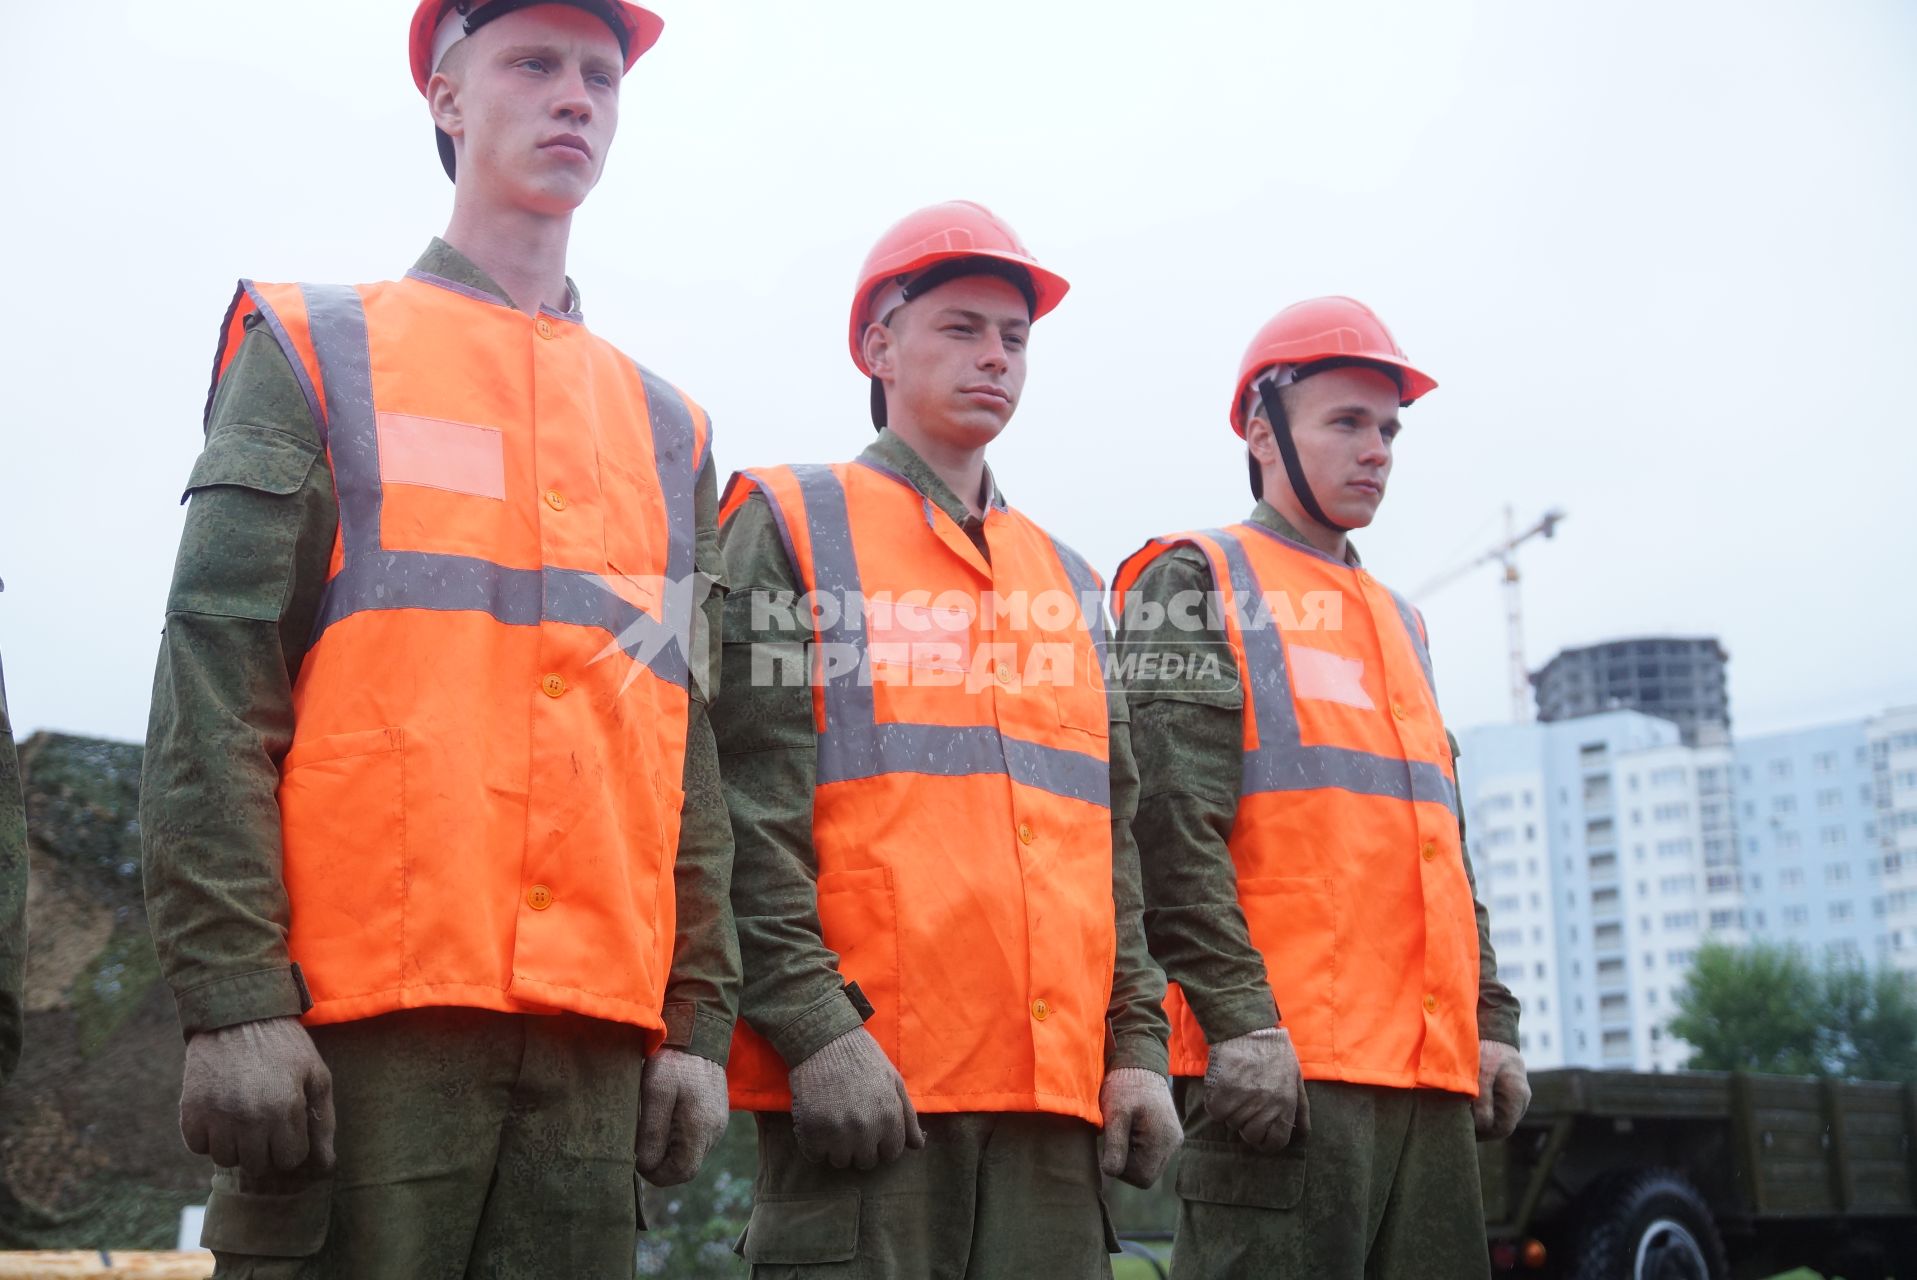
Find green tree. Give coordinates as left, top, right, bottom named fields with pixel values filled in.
left=1670, top=941, right=1822, bottom=1074
left=1671, top=940, right=1917, bottom=1081
left=1818, top=963, right=1917, bottom=1083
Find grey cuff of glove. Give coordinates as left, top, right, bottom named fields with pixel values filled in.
left=793, top=1025, right=869, bottom=1078
left=768, top=987, right=869, bottom=1069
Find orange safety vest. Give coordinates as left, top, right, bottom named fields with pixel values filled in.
left=722, top=461, right=1116, bottom=1123
left=206, top=274, right=709, bottom=1037
left=1113, top=523, right=1480, bottom=1095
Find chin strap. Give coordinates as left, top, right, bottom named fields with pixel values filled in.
left=1255, top=376, right=1353, bottom=532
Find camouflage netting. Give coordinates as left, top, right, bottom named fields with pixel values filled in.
left=0, top=732, right=204, bottom=1248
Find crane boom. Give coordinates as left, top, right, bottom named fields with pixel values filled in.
left=1413, top=505, right=1565, bottom=722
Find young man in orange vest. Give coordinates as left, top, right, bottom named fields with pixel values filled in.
left=1114, top=298, right=1530, bottom=1278
left=140, top=4, right=736, bottom=1274
left=714, top=201, right=1179, bottom=1276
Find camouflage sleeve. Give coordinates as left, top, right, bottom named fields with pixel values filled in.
left=1104, top=667, right=1172, bottom=1076
left=714, top=494, right=866, bottom=1067
left=1450, top=731, right=1521, bottom=1048
left=0, top=654, right=27, bottom=1084
left=140, top=320, right=336, bottom=1038
left=660, top=453, right=742, bottom=1064
left=1120, top=548, right=1281, bottom=1045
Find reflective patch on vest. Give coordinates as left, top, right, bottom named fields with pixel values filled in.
left=376, top=412, right=506, bottom=500
left=865, top=598, right=972, bottom=674
left=1287, top=644, right=1375, bottom=711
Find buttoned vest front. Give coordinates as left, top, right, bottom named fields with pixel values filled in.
left=1114, top=523, right=1479, bottom=1094
left=207, top=273, right=709, bottom=1036
left=723, top=461, right=1116, bottom=1123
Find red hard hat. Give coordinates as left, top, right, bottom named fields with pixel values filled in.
left=848, top=201, right=1071, bottom=375
left=1229, top=296, right=1437, bottom=437
left=409, top=0, right=664, bottom=97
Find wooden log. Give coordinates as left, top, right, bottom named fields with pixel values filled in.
left=0, top=1253, right=212, bottom=1279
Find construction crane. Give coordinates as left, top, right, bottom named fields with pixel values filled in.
left=1413, top=506, right=1566, bottom=722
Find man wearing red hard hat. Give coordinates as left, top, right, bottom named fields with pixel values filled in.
left=1112, top=298, right=1529, bottom=1277
left=713, top=200, right=1179, bottom=1275
left=140, top=3, right=736, bottom=1273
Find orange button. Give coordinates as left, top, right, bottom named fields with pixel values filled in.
left=1421, top=840, right=1437, bottom=862
left=996, top=662, right=1015, bottom=685
left=1422, top=994, right=1438, bottom=1013
left=541, top=673, right=567, bottom=698
left=1031, top=998, right=1051, bottom=1021
left=544, top=489, right=567, bottom=511
left=1391, top=700, right=1407, bottom=720
left=1017, top=822, right=1035, bottom=845
left=535, top=317, right=556, bottom=339
left=527, top=884, right=553, bottom=910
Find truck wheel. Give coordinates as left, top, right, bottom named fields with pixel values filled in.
left=1564, top=1169, right=1729, bottom=1280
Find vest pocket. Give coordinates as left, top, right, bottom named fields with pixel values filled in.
left=815, top=867, right=901, bottom=1066
left=1237, top=876, right=1338, bottom=1067
left=278, top=728, right=406, bottom=1000
left=598, top=455, right=668, bottom=582
left=1050, top=680, right=1111, bottom=741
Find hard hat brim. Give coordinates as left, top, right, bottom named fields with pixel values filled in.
left=409, top=0, right=665, bottom=97
left=848, top=250, right=1070, bottom=376
left=1231, top=356, right=1438, bottom=437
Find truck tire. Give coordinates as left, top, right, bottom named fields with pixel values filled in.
left=1563, top=1169, right=1729, bottom=1280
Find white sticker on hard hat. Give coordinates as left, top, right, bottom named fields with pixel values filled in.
left=867, top=279, right=910, bottom=329
left=430, top=6, right=472, bottom=76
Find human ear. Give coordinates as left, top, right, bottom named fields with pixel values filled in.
left=1245, top=414, right=1280, bottom=467
left=428, top=71, right=463, bottom=137
left=861, top=322, right=896, bottom=378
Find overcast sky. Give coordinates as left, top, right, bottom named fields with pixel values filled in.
left=3, top=0, right=1913, bottom=745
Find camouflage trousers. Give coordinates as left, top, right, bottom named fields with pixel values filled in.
left=1170, top=1077, right=1489, bottom=1280
left=204, top=1007, right=648, bottom=1280
left=736, top=1110, right=1120, bottom=1278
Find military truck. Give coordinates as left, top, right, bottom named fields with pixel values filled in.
left=1482, top=1068, right=1917, bottom=1279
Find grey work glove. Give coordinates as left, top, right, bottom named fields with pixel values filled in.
left=788, top=1027, right=925, bottom=1170
left=635, top=1047, right=730, bottom=1186
left=1474, top=1039, right=1531, bottom=1141
left=180, top=1015, right=336, bottom=1177
left=1204, top=1026, right=1309, bottom=1154
left=1098, top=1067, right=1182, bottom=1188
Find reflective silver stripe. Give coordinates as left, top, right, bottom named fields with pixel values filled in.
left=810, top=717, right=1106, bottom=805
left=304, top=284, right=380, bottom=562
left=636, top=363, right=701, bottom=598
left=227, top=283, right=329, bottom=447
left=1003, top=737, right=1109, bottom=805
left=785, top=464, right=1109, bottom=808
left=1241, top=744, right=1460, bottom=808
left=1044, top=534, right=1109, bottom=675
left=1205, top=528, right=1457, bottom=813
left=299, top=282, right=696, bottom=688
left=1387, top=587, right=1435, bottom=691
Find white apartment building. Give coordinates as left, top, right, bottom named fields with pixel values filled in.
left=1457, top=704, right=1917, bottom=1071
left=1871, top=706, right=1917, bottom=972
